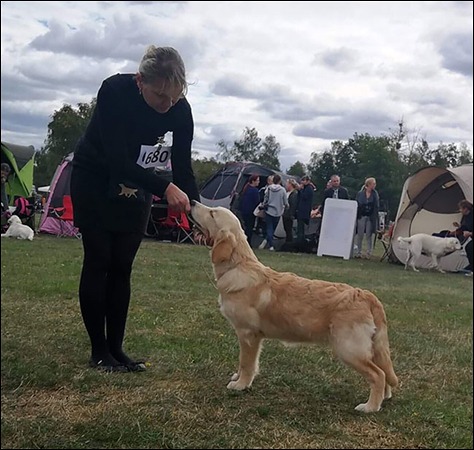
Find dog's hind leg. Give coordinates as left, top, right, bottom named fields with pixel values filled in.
left=227, top=330, right=263, bottom=391
left=332, top=322, right=385, bottom=413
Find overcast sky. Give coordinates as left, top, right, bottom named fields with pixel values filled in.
left=1, top=1, right=472, bottom=169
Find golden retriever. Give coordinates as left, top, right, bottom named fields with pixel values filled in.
left=190, top=201, right=398, bottom=413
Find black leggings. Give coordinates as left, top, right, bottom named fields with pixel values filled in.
left=79, top=229, right=143, bottom=361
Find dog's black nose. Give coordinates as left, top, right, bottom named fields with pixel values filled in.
left=190, top=200, right=197, bottom=206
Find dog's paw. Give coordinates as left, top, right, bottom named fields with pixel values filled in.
left=354, top=403, right=381, bottom=413
left=230, top=372, right=239, bottom=382
left=226, top=380, right=249, bottom=391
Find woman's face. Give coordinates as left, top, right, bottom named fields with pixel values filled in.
left=138, top=76, right=184, bottom=114
left=368, top=180, right=376, bottom=190
left=252, top=178, right=260, bottom=187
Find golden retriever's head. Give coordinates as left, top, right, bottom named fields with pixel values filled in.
left=190, top=201, right=246, bottom=264
left=7, top=215, right=22, bottom=225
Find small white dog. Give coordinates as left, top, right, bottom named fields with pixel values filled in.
left=398, top=233, right=461, bottom=273
left=1, top=215, right=34, bottom=241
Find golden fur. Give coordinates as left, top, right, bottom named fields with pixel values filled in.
left=191, top=201, right=398, bottom=413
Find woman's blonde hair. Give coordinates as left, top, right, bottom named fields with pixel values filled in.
left=138, top=46, right=188, bottom=95
left=362, top=177, right=376, bottom=190
left=287, top=178, right=299, bottom=189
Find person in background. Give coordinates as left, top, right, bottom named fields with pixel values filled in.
left=453, top=200, right=472, bottom=276
left=256, top=175, right=273, bottom=238
left=1, top=163, right=11, bottom=212
left=354, top=177, right=380, bottom=259
left=282, top=178, right=299, bottom=243
left=239, top=174, right=260, bottom=246
left=71, top=46, right=200, bottom=373
left=296, top=175, right=314, bottom=243
left=320, top=174, right=349, bottom=216
left=259, top=174, right=288, bottom=251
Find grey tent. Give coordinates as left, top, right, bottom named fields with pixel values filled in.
left=391, top=164, right=473, bottom=272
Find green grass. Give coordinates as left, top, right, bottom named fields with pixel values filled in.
left=1, top=235, right=472, bottom=449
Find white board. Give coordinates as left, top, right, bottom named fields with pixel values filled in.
left=317, top=198, right=358, bottom=260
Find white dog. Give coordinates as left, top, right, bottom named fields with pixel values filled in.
left=1, top=215, right=34, bottom=241
left=397, top=233, right=461, bottom=273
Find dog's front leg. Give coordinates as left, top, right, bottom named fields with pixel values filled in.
left=227, top=330, right=263, bottom=391
left=431, top=254, right=445, bottom=273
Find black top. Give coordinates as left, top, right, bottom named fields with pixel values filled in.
left=296, top=184, right=314, bottom=220
left=320, top=186, right=350, bottom=215
left=460, top=210, right=473, bottom=233
left=71, top=74, right=200, bottom=232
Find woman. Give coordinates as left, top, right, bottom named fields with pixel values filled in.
left=282, top=178, right=299, bottom=243
left=296, top=175, right=314, bottom=243
left=261, top=174, right=288, bottom=251
left=355, top=177, right=379, bottom=259
left=71, top=46, right=200, bottom=372
left=238, top=174, right=260, bottom=246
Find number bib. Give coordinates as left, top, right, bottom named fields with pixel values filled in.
left=137, top=144, right=171, bottom=169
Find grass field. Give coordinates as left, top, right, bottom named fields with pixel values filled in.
left=1, top=234, right=473, bottom=449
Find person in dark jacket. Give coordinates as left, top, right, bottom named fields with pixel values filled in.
left=320, top=174, right=350, bottom=216
left=238, top=174, right=260, bottom=246
left=296, top=176, right=314, bottom=243
left=354, top=177, right=380, bottom=258
left=71, top=46, right=200, bottom=373
left=283, top=178, right=299, bottom=243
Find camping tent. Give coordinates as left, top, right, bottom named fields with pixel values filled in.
left=1, top=141, right=36, bottom=204
left=391, top=164, right=473, bottom=272
left=200, top=162, right=299, bottom=241
left=200, top=161, right=295, bottom=209
left=38, top=153, right=80, bottom=237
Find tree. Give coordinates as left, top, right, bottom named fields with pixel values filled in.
left=287, top=160, right=306, bottom=177
left=216, top=127, right=282, bottom=169
left=217, top=127, right=261, bottom=162
left=34, top=99, right=96, bottom=186
left=192, top=157, right=224, bottom=188
left=257, top=134, right=281, bottom=170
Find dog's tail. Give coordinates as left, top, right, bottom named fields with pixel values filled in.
left=365, top=291, right=399, bottom=388
left=397, top=236, right=411, bottom=244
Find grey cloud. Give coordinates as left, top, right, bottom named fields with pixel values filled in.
left=212, top=77, right=260, bottom=99
left=293, top=110, right=396, bottom=140
left=212, top=75, right=346, bottom=122
left=387, top=83, right=455, bottom=108
left=1, top=73, right=59, bottom=102
left=438, top=32, right=473, bottom=77
left=29, top=16, right=205, bottom=70
left=0, top=106, right=49, bottom=144
left=313, top=47, right=359, bottom=71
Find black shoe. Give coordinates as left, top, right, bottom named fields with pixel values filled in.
left=126, top=361, right=147, bottom=372
left=88, top=358, right=129, bottom=373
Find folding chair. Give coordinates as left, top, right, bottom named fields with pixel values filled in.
left=378, top=223, right=395, bottom=262
left=51, top=195, right=81, bottom=238
left=174, top=212, right=196, bottom=244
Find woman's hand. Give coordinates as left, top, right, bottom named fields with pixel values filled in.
left=165, top=183, right=191, bottom=212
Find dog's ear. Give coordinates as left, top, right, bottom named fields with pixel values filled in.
left=211, top=230, right=237, bottom=264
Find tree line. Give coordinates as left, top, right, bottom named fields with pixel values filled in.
left=34, top=100, right=472, bottom=219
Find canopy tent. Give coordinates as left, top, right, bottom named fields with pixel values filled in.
left=1, top=141, right=36, bottom=203
left=391, top=164, right=473, bottom=272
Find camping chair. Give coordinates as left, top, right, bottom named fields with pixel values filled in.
left=174, top=212, right=196, bottom=244
left=51, top=195, right=81, bottom=238
left=378, top=222, right=395, bottom=262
